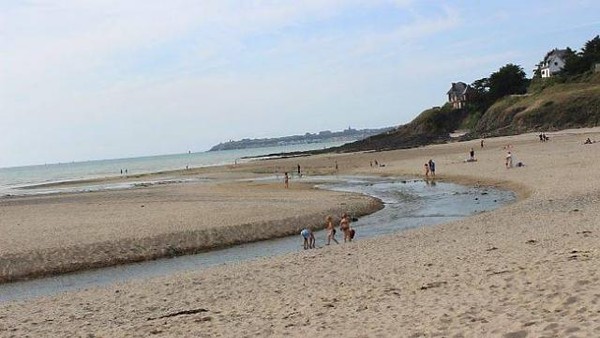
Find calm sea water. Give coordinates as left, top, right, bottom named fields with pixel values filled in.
left=0, top=141, right=346, bottom=196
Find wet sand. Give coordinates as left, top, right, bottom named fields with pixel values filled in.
left=2, top=128, right=600, bottom=337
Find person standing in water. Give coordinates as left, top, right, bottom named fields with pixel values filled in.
left=297, top=164, right=301, bottom=177
left=325, top=215, right=339, bottom=245
left=428, top=159, right=435, bottom=178
left=284, top=172, right=289, bottom=188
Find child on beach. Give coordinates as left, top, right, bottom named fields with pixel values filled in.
left=505, top=151, right=513, bottom=169
left=465, top=148, right=477, bottom=162
left=424, top=163, right=430, bottom=177
left=300, top=228, right=315, bottom=249
left=340, top=213, right=352, bottom=242
left=325, top=215, right=339, bottom=245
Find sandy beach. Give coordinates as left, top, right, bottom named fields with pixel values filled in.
left=3, top=128, right=600, bottom=337
left=0, top=179, right=381, bottom=282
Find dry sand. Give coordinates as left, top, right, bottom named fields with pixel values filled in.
left=2, top=128, right=600, bottom=337
left=0, top=180, right=381, bottom=282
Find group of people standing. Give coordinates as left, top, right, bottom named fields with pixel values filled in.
left=300, top=213, right=355, bottom=250
left=424, top=159, right=435, bottom=177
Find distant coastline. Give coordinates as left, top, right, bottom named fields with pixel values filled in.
left=208, top=126, right=392, bottom=151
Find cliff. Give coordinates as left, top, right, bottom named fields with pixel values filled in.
left=473, top=73, right=600, bottom=136
left=327, top=74, right=600, bottom=153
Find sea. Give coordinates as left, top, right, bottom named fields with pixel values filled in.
left=0, top=141, right=347, bottom=196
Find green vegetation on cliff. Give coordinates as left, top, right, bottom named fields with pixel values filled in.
left=334, top=35, right=600, bottom=153
left=475, top=73, right=600, bottom=136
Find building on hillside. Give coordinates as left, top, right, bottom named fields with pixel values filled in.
left=446, top=82, right=473, bottom=109
left=539, top=48, right=568, bottom=78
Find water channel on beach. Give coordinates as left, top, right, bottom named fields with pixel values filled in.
left=0, top=176, right=515, bottom=302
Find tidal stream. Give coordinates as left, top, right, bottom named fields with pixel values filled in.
left=0, top=176, right=515, bottom=302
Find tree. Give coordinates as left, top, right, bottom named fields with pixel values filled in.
left=562, top=47, right=585, bottom=76
left=471, top=77, right=490, bottom=94
left=562, top=36, right=600, bottom=76
left=581, top=35, right=600, bottom=68
left=487, top=64, right=529, bottom=102
left=469, top=77, right=492, bottom=111
left=532, top=63, right=542, bottom=79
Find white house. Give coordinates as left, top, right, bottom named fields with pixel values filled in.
left=539, top=48, right=568, bottom=78
left=446, top=82, right=473, bottom=109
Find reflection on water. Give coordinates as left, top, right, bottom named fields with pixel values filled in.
left=0, top=176, right=515, bottom=302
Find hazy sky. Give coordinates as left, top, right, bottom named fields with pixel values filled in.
left=2, top=0, right=599, bottom=167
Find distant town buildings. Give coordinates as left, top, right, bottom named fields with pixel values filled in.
left=538, top=48, right=568, bottom=78
left=209, top=126, right=392, bottom=151
left=446, top=82, right=474, bottom=109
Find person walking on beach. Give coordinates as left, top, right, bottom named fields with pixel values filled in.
left=424, top=162, right=430, bottom=177
left=284, top=172, right=289, bottom=188
left=325, top=215, right=339, bottom=245
left=480, top=139, right=484, bottom=148
left=428, top=159, right=435, bottom=177
left=340, top=213, right=352, bottom=242
left=505, top=151, right=513, bottom=169
left=297, top=164, right=301, bottom=178
left=469, top=148, right=475, bottom=160
left=300, top=228, right=315, bottom=249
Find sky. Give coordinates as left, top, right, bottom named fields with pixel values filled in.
left=1, top=0, right=599, bottom=167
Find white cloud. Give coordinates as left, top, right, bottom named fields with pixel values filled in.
left=0, top=0, right=462, bottom=166
left=9, top=0, right=578, bottom=167
left=0, top=0, right=436, bottom=108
